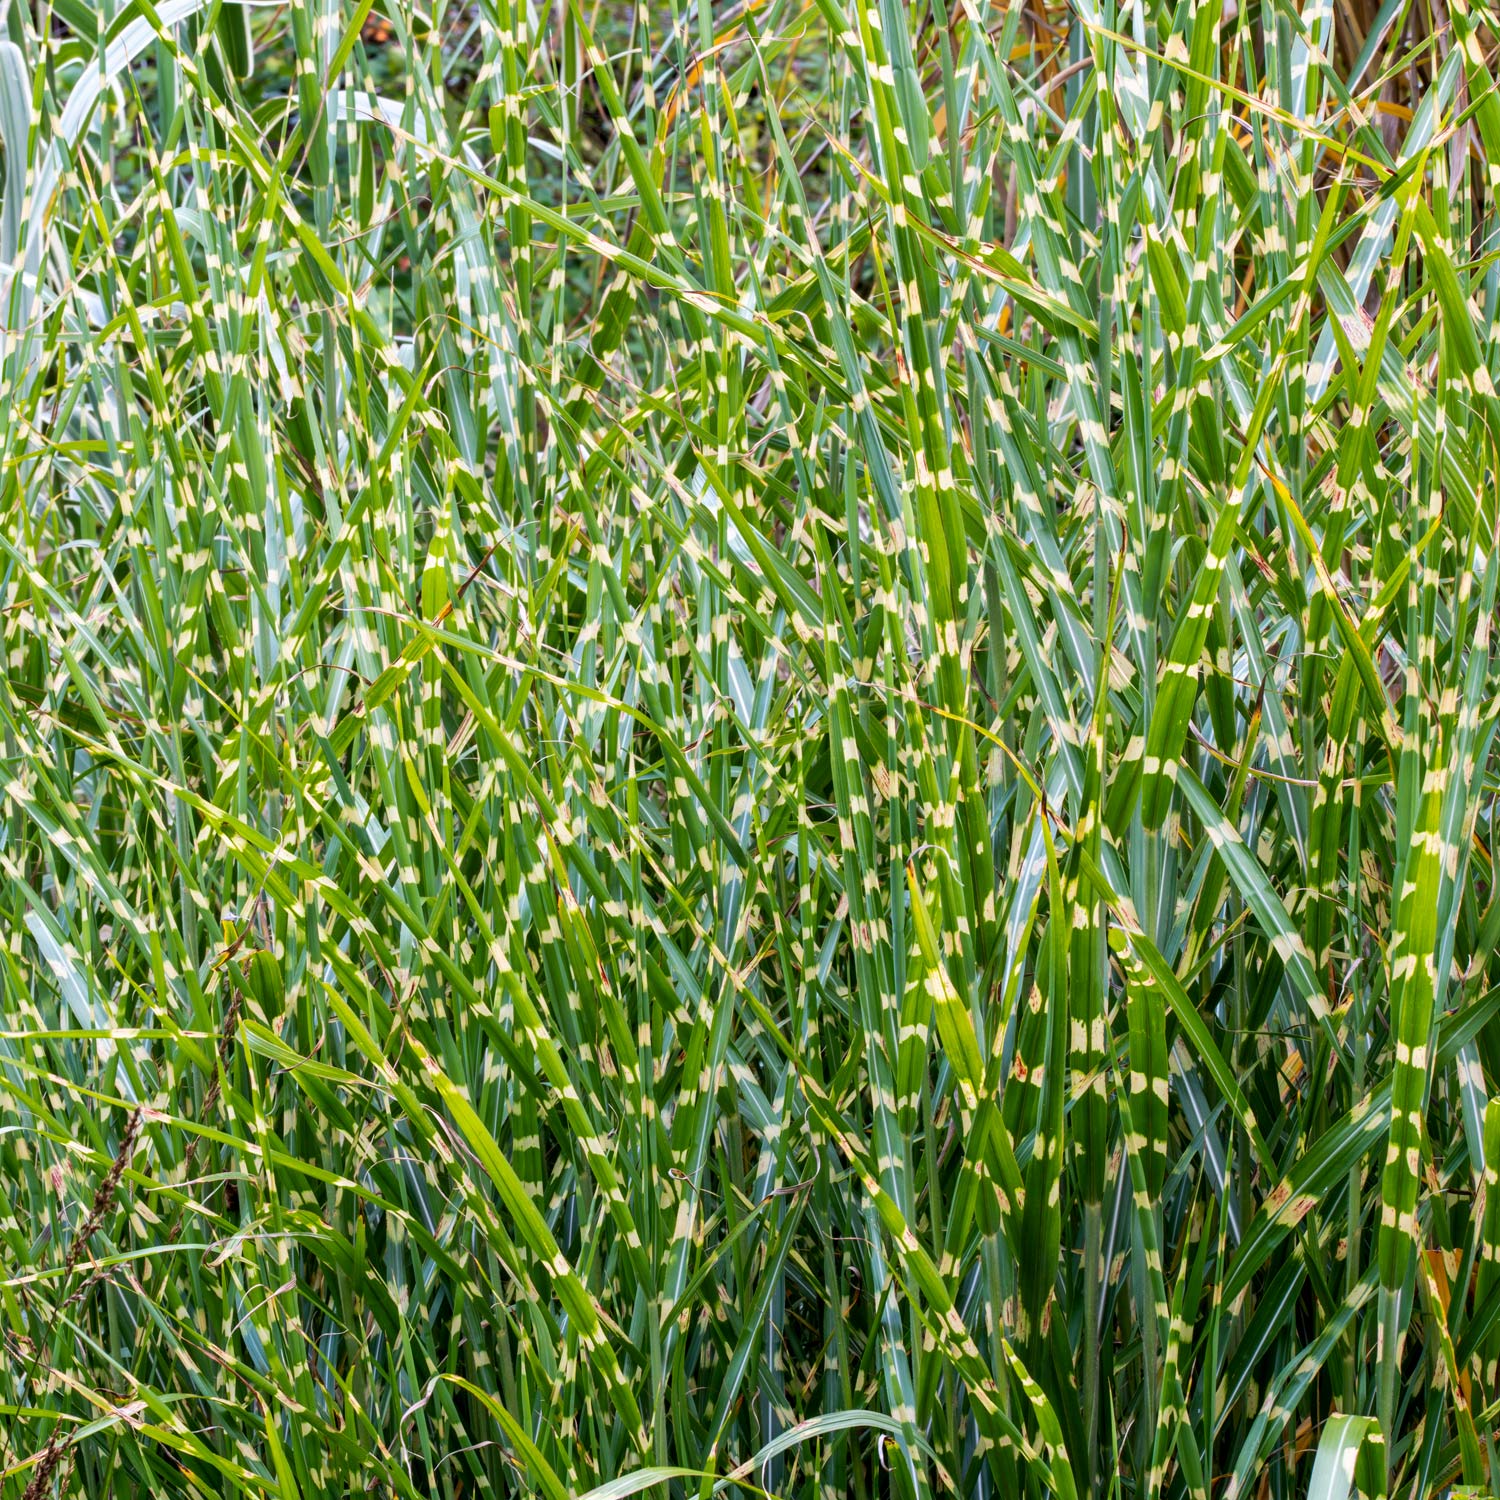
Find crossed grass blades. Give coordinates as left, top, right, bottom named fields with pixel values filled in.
left=5, top=0, right=1500, bottom=1495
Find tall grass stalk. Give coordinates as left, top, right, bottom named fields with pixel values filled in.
left=0, top=0, right=1497, bottom=1496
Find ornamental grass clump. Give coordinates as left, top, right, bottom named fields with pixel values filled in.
left=0, top=0, right=1497, bottom=1496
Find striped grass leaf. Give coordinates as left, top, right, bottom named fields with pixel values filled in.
left=8, top=0, right=1500, bottom=1496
